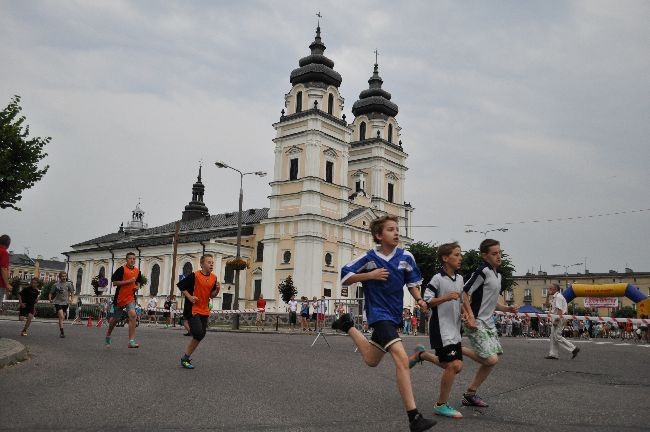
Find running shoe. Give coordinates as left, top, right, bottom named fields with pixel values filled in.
left=128, top=340, right=140, bottom=349
left=409, top=345, right=426, bottom=369
left=181, top=357, right=194, bottom=369
left=331, top=313, right=354, bottom=333
left=409, top=413, right=436, bottom=431
left=434, top=402, right=463, bottom=419
left=20, top=330, right=27, bottom=337
left=571, top=347, right=580, bottom=359
left=461, top=393, right=489, bottom=407
left=105, top=336, right=111, bottom=347
left=60, top=333, right=65, bottom=338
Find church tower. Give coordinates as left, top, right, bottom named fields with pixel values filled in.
left=348, top=61, right=414, bottom=239
left=261, top=24, right=354, bottom=301
left=181, top=166, right=210, bottom=221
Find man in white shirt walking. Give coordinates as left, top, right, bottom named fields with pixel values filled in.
left=545, top=283, right=580, bottom=360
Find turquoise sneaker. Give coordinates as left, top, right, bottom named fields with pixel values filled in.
left=181, top=357, right=194, bottom=369
left=104, top=336, right=111, bottom=347
left=408, top=345, right=426, bottom=369
left=434, top=402, right=463, bottom=419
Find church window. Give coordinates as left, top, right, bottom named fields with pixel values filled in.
left=150, top=264, right=160, bottom=296
left=283, top=250, right=292, bottom=264
left=359, top=122, right=366, bottom=140
left=256, top=242, right=264, bottom=262
left=296, top=91, right=303, bottom=113
left=289, top=158, right=298, bottom=180
left=182, top=262, right=193, bottom=276
left=325, top=253, right=332, bottom=266
left=224, top=265, right=234, bottom=284
left=325, top=161, right=333, bottom=183
left=254, top=280, right=262, bottom=300
left=388, top=124, right=393, bottom=143
left=324, top=288, right=332, bottom=297
left=99, top=266, right=105, bottom=278
left=388, top=183, right=394, bottom=203
left=75, top=268, right=83, bottom=295
left=355, top=181, right=361, bottom=192
left=328, top=93, right=334, bottom=115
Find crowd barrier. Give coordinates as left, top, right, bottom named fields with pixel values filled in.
left=494, top=311, right=649, bottom=325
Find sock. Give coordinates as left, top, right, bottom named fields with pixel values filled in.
left=465, top=389, right=476, bottom=395
left=435, top=402, right=445, bottom=407
left=182, top=353, right=190, bottom=360
left=407, top=409, right=419, bottom=422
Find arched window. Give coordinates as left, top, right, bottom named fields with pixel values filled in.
left=296, top=91, right=303, bottom=113
left=150, top=264, right=160, bottom=296
left=75, top=268, right=83, bottom=295
left=328, top=93, right=334, bottom=115
left=283, top=250, right=292, bottom=264
left=388, top=124, right=393, bottom=143
left=224, top=265, right=234, bottom=284
left=182, top=262, right=193, bottom=276
left=325, top=253, right=332, bottom=266
left=99, top=266, right=105, bottom=278
left=256, top=242, right=264, bottom=262
left=359, top=122, right=366, bottom=140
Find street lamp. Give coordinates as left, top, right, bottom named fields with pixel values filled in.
left=465, top=227, right=508, bottom=236
left=215, top=161, right=267, bottom=330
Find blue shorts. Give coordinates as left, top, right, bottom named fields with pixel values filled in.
left=110, top=302, right=136, bottom=318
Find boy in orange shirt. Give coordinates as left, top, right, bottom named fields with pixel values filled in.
left=106, top=252, right=144, bottom=348
left=178, top=254, right=219, bottom=369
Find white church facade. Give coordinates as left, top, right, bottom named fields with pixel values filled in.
left=64, top=25, right=416, bottom=311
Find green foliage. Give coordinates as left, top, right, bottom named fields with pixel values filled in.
left=39, top=280, right=55, bottom=300
left=613, top=306, right=636, bottom=318
left=278, top=275, right=297, bottom=303
left=408, top=243, right=517, bottom=295
left=9, top=277, right=22, bottom=299
left=0, top=95, right=50, bottom=211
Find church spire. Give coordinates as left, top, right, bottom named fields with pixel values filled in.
left=182, top=165, right=210, bottom=221
left=352, top=57, right=398, bottom=118
left=289, top=23, right=342, bottom=88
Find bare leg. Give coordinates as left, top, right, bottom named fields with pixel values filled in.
left=348, top=327, right=384, bottom=366
left=185, top=338, right=200, bottom=357
left=127, top=310, right=137, bottom=340
left=438, top=360, right=462, bottom=404
left=420, top=351, right=442, bottom=367
left=106, top=316, right=119, bottom=337
left=23, top=313, right=34, bottom=332
left=58, top=309, right=65, bottom=330
left=462, top=346, right=498, bottom=392
left=388, top=342, right=417, bottom=411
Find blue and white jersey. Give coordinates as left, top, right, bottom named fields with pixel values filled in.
left=463, top=261, right=502, bottom=329
left=424, top=271, right=464, bottom=348
left=341, top=247, right=422, bottom=326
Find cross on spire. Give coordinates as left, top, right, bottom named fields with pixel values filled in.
left=316, top=11, right=322, bottom=26
left=374, top=49, right=379, bottom=65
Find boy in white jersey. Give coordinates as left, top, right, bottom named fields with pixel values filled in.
left=332, top=215, right=436, bottom=432
left=460, top=239, right=517, bottom=408
left=409, top=242, right=466, bottom=419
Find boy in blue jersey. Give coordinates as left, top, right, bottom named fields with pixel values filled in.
left=459, top=239, right=517, bottom=408
left=332, top=215, right=436, bottom=432
left=409, top=242, right=466, bottom=419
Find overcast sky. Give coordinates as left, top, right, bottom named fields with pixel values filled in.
left=1, top=1, right=648, bottom=275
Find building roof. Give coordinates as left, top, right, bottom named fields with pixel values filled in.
left=70, top=208, right=269, bottom=251
left=290, top=25, right=342, bottom=88
left=9, top=253, right=66, bottom=271
left=352, top=63, right=398, bottom=118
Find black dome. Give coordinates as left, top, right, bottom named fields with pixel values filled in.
left=352, top=63, right=398, bottom=118
left=290, top=26, right=342, bottom=88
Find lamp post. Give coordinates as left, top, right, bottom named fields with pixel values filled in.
left=551, top=262, right=583, bottom=314
left=215, top=161, right=266, bottom=330
left=464, top=227, right=508, bottom=236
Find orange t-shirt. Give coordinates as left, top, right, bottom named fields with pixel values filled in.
left=191, top=271, right=218, bottom=316
left=115, top=265, right=140, bottom=307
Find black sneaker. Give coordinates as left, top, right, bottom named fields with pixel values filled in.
left=60, top=333, right=65, bottom=338
left=571, top=347, right=580, bottom=359
left=331, top=313, right=354, bottom=333
left=409, top=413, right=436, bottom=432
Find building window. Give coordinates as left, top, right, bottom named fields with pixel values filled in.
left=256, top=242, right=264, bottom=262
left=388, top=124, right=393, bottom=143
left=75, top=268, right=83, bottom=295
left=254, top=280, right=262, bottom=300
left=325, top=161, right=333, bottom=183
left=324, top=288, right=332, bottom=297
left=99, top=266, right=105, bottom=278
left=224, top=265, right=234, bottom=284
left=325, top=253, right=332, bottom=266
left=542, top=288, right=548, bottom=297
left=355, top=181, right=361, bottom=192
left=387, top=183, right=394, bottom=203
left=150, top=264, right=160, bottom=296
left=296, top=91, right=302, bottom=113
left=182, top=262, right=193, bottom=276
left=359, top=122, right=366, bottom=140
left=328, top=93, right=334, bottom=115
left=283, top=250, right=291, bottom=264
left=524, top=288, right=531, bottom=297
left=289, top=158, right=298, bottom=181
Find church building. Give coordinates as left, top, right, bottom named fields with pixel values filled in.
left=64, top=24, right=416, bottom=311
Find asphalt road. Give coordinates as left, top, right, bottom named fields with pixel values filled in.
left=0, top=319, right=648, bottom=432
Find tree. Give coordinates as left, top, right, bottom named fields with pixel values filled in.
left=278, top=275, right=297, bottom=303
left=613, top=306, right=636, bottom=318
left=407, top=241, right=439, bottom=293
left=460, top=249, right=517, bottom=295
left=0, top=95, right=50, bottom=210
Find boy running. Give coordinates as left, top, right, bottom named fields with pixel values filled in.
left=19, top=277, right=40, bottom=336
left=409, top=242, right=465, bottom=419
left=332, top=215, right=436, bottom=432
left=50, top=272, right=74, bottom=338
left=459, top=239, right=517, bottom=408
left=105, top=252, right=144, bottom=348
left=177, top=254, right=220, bottom=369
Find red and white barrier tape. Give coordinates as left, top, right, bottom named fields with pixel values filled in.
left=494, top=311, right=649, bottom=325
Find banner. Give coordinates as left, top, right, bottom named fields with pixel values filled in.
left=584, top=297, right=619, bottom=308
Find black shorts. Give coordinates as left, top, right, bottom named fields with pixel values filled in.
left=147, top=310, right=155, bottom=316
left=163, top=311, right=170, bottom=318
left=289, top=311, right=297, bottom=324
left=55, top=304, right=69, bottom=314
left=183, top=300, right=192, bottom=320
left=19, top=304, right=35, bottom=317
left=189, top=314, right=209, bottom=341
left=311, top=313, right=317, bottom=321
left=370, top=320, right=401, bottom=352
left=434, top=342, right=463, bottom=363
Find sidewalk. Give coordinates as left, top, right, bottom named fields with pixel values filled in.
left=0, top=337, right=28, bottom=368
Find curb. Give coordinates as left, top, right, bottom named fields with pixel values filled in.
left=0, top=338, right=29, bottom=368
